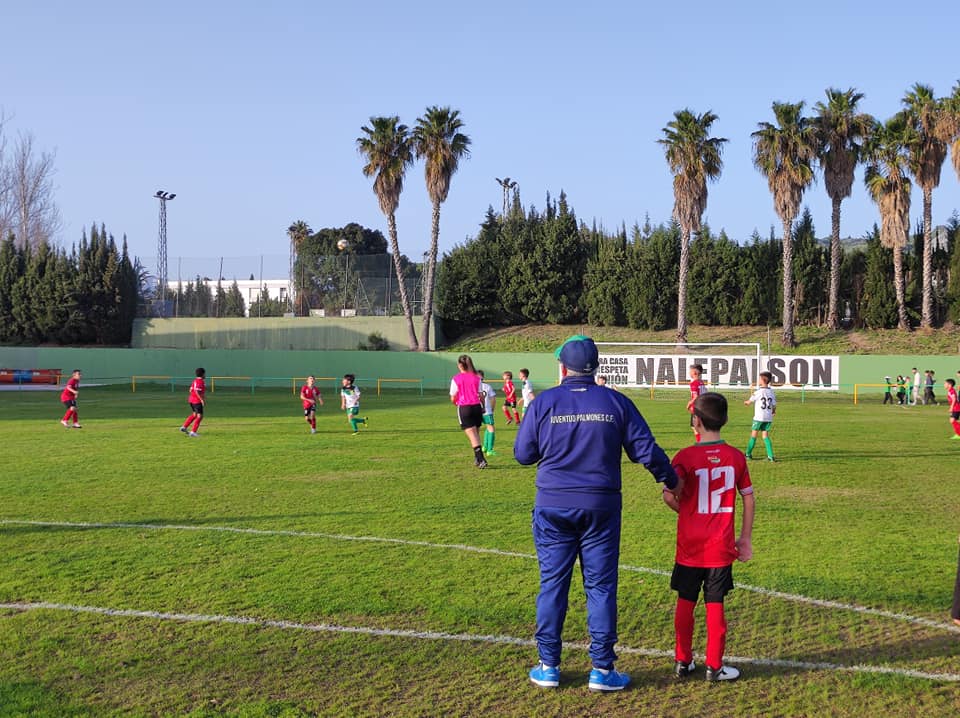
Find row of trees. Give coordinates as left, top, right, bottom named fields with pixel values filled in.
left=662, top=82, right=960, bottom=346
left=436, top=194, right=959, bottom=335
left=0, top=225, right=139, bottom=345
left=168, top=278, right=247, bottom=318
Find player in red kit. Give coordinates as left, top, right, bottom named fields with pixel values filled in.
left=663, top=392, right=755, bottom=682
left=180, top=367, right=206, bottom=437
left=686, top=363, right=707, bottom=443
left=945, top=378, right=960, bottom=440
left=60, top=369, right=82, bottom=428
left=502, top=371, right=521, bottom=424
left=300, top=375, right=324, bottom=434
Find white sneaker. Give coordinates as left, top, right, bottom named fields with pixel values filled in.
left=189, top=431, right=199, bottom=437
left=72, top=424, right=82, bottom=429
left=310, top=428, right=317, bottom=434
left=705, top=665, right=740, bottom=682
left=60, top=420, right=69, bottom=427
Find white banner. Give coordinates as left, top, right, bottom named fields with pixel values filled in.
left=595, top=354, right=840, bottom=390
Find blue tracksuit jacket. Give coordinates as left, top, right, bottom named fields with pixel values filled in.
left=514, top=375, right=678, bottom=511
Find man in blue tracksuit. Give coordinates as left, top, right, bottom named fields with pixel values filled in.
left=515, top=335, right=680, bottom=691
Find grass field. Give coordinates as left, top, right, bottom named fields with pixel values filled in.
left=2, top=383, right=959, bottom=717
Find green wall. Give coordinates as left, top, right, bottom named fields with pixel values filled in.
left=0, top=347, right=955, bottom=393
left=132, top=316, right=443, bottom=351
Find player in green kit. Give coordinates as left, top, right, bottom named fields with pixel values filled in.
left=744, top=371, right=776, bottom=461
left=340, top=374, right=368, bottom=435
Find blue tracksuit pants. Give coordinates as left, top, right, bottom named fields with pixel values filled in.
left=532, top=506, right=621, bottom=669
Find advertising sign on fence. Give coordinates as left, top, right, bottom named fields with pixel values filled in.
left=596, top=354, right=840, bottom=390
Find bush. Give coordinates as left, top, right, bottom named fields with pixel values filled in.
left=358, top=332, right=390, bottom=351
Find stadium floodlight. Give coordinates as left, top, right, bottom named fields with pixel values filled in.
left=154, top=190, right=176, bottom=314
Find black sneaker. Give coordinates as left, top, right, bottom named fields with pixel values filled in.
left=705, top=665, right=740, bottom=682
left=477, top=458, right=488, bottom=469
left=673, top=660, right=696, bottom=680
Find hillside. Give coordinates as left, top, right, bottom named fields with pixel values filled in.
left=442, top=324, right=960, bottom=356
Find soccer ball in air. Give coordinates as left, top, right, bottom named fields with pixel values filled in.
left=336, top=238, right=350, bottom=251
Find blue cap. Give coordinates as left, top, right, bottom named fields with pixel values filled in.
left=555, top=335, right=599, bottom=373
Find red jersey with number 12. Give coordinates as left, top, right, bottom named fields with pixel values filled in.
left=189, top=378, right=205, bottom=404
left=670, top=441, right=752, bottom=568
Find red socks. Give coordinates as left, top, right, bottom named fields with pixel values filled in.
left=951, top=419, right=960, bottom=437
left=705, top=602, right=727, bottom=670
left=674, top=598, right=696, bottom=663
left=62, top=408, right=76, bottom=423
left=192, top=416, right=203, bottom=432
left=675, top=599, right=727, bottom=669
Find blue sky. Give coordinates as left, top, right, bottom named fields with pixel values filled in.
left=3, top=1, right=959, bottom=279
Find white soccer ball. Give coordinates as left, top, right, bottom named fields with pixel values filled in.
left=336, top=238, right=350, bottom=251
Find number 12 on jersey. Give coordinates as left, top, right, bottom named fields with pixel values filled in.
left=695, top=466, right=735, bottom=515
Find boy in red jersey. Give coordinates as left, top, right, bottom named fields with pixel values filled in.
left=945, top=378, right=960, bottom=440
left=60, top=369, right=82, bottom=428
left=300, top=375, right=324, bottom=434
left=663, top=392, right=755, bottom=682
left=502, top=371, right=521, bottom=425
left=179, top=368, right=206, bottom=437
left=686, top=363, right=707, bottom=443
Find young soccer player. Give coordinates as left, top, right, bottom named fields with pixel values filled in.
left=519, top=368, right=535, bottom=422
left=477, top=370, right=497, bottom=456
left=945, top=378, right=960, bottom=440
left=502, top=371, right=521, bottom=424
left=340, top=374, right=368, bottom=435
left=664, top=392, right=755, bottom=683
left=883, top=376, right=894, bottom=405
left=687, top=363, right=707, bottom=443
left=59, top=369, right=82, bottom=428
left=896, top=375, right=907, bottom=406
left=744, top=371, right=776, bottom=461
left=180, top=368, right=206, bottom=437
left=300, top=375, right=324, bottom=434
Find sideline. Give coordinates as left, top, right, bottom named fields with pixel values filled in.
left=2, top=518, right=958, bottom=635
left=2, top=600, right=958, bottom=683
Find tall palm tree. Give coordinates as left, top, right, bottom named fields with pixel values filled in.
left=812, top=88, right=873, bottom=330
left=752, top=101, right=818, bottom=347
left=863, top=116, right=917, bottom=330
left=944, top=81, right=960, bottom=184
left=413, top=107, right=471, bottom=352
left=901, top=83, right=948, bottom=328
left=657, top=109, right=727, bottom=343
left=357, top=116, right=418, bottom=350
left=286, top=220, right=310, bottom=315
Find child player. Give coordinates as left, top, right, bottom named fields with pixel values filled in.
left=340, top=374, right=368, bottom=435
left=945, top=378, right=960, bottom=440
left=59, top=369, right=82, bottom=428
left=744, top=371, right=777, bottom=461
left=502, top=371, right=521, bottom=425
left=300, top=375, right=324, bottom=434
left=687, top=363, right=707, bottom=443
left=180, top=367, right=206, bottom=437
left=519, top=368, right=535, bottom=422
left=477, top=370, right=497, bottom=456
left=663, top=392, right=755, bottom=683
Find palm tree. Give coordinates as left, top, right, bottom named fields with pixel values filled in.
left=287, top=220, right=310, bottom=315
left=413, top=107, right=471, bottom=352
left=944, top=81, right=960, bottom=184
left=658, top=109, right=727, bottom=343
left=901, top=83, right=948, bottom=328
left=863, top=116, right=917, bottom=330
left=812, top=88, right=873, bottom=330
left=752, top=101, right=818, bottom=347
left=357, top=116, right=418, bottom=350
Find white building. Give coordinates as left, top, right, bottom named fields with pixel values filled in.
left=167, top=278, right=290, bottom=317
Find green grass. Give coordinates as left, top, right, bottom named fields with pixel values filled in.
left=443, top=323, right=960, bottom=356
left=2, top=384, right=960, bottom=716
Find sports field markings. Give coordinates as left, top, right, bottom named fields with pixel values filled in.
left=2, top=600, right=958, bottom=683
left=3, top=518, right=958, bottom=635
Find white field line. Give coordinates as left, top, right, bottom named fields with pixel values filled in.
left=2, top=600, right=959, bottom=683
left=2, top=518, right=958, bottom=635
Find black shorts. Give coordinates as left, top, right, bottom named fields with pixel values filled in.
left=457, top=404, right=483, bottom=430
left=504, top=400, right=517, bottom=408
left=304, top=406, right=315, bottom=417
left=62, top=399, right=77, bottom=409
left=951, top=411, right=960, bottom=421
left=670, top=563, right=734, bottom=603
left=189, top=402, right=204, bottom=415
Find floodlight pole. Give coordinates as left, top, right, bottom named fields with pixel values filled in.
left=154, top=190, right=176, bottom=310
